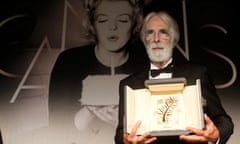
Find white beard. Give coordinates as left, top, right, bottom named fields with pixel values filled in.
left=146, top=42, right=173, bottom=62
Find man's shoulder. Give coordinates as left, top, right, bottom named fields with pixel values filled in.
left=177, top=61, right=207, bottom=72
left=173, top=62, right=209, bottom=85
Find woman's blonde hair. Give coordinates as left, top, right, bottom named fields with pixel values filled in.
left=82, top=0, right=144, bottom=42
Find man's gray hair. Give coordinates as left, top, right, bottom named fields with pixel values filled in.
left=140, top=11, right=180, bottom=48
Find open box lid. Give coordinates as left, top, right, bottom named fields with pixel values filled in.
left=144, top=77, right=187, bottom=93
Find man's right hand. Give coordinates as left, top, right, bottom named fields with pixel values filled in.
left=124, top=120, right=157, bottom=144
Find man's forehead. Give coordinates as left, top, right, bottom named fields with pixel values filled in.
left=146, top=16, right=168, bottom=29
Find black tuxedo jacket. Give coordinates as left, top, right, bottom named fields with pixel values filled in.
left=115, top=60, right=234, bottom=144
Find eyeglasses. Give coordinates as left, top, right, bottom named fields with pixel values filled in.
left=144, top=29, right=170, bottom=40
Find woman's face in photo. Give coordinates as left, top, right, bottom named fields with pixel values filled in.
left=94, top=0, right=133, bottom=52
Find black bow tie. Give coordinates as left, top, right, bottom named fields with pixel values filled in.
left=150, top=64, right=173, bottom=77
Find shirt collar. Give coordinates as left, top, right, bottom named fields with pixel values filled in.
left=150, top=58, right=173, bottom=70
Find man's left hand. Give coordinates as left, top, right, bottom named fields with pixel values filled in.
left=179, top=114, right=220, bottom=143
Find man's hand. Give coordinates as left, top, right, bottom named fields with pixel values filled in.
left=179, top=114, right=220, bottom=143
left=124, top=120, right=157, bottom=144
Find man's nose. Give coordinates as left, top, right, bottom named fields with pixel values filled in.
left=153, top=32, right=160, bottom=42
